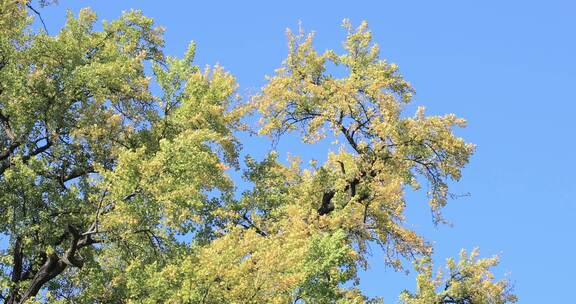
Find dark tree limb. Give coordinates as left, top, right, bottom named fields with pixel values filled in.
left=14, top=225, right=100, bottom=304
left=238, top=213, right=268, bottom=237
left=5, top=237, right=23, bottom=304
left=317, top=191, right=336, bottom=216
left=25, top=2, right=49, bottom=34
left=0, top=139, right=52, bottom=176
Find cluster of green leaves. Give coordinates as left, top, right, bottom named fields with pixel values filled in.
left=0, top=2, right=516, bottom=303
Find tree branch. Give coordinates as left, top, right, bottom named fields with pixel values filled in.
left=26, top=2, right=49, bottom=34
left=15, top=225, right=100, bottom=303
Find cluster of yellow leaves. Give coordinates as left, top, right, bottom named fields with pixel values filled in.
left=256, top=20, right=475, bottom=222
left=400, top=249, right=517, bottom=303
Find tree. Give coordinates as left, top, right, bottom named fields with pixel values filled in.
left=0, top=2, right=516, bottom=303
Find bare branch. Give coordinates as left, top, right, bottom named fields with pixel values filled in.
left=26, top=3, right=49, bottom=34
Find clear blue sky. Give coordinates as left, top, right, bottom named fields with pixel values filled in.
left=21, top=1, right=576, bottom=302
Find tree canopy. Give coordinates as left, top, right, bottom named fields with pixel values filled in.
left=0, top=1, right=516, bottom=303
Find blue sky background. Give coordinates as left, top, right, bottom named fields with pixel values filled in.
left=10, top=0, right=576, bottom=302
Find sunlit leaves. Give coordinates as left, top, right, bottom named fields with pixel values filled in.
left=0, top=4, right=514, bottom=303
left=400, top=249, right=517, bottom=304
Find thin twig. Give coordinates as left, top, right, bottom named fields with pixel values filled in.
left=26, top=3, right=49, bottom=34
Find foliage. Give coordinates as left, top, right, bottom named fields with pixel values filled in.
left=400, top=249, right=517, bottom=304
left=0, top=2, right=515, bottom=303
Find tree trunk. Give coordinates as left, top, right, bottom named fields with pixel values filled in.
left=9, top=225, right=97, bottom=304
left=18, top=253, right=67, bottom=304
